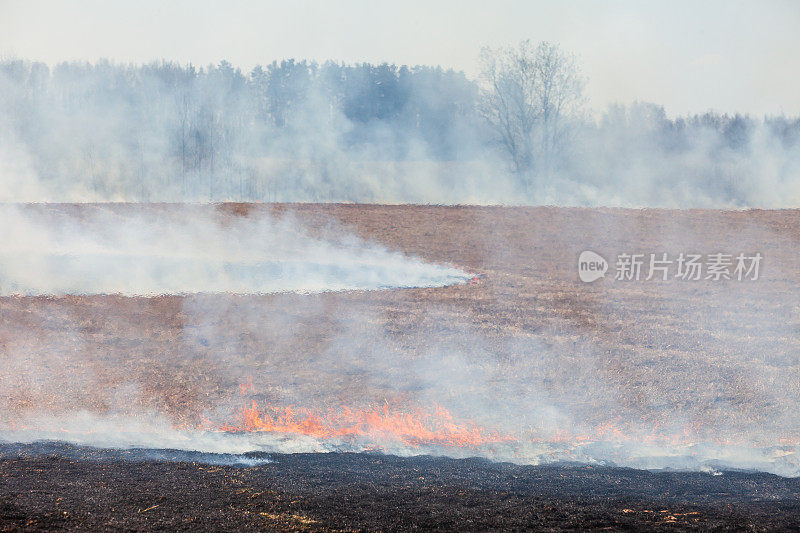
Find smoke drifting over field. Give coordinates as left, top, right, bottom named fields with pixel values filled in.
left=5, top=290, right=799, bottom=477
left=0, top=205, right=468, bottom=295
left=0, top=51, right=798, bottom=477
left=1, top=205, right=799, bottom=477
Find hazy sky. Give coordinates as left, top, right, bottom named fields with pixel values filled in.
left=1, top=0, right=798, bottom=116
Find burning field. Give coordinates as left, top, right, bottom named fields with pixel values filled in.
left=2, top=203, right=800, bottom=530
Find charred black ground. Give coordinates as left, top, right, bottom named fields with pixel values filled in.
left=1, top=442, right=800, bottom=531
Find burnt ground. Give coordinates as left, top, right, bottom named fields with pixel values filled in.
left=2, top=203, right=800, bottom=530
left=2, top=442, right=800, bottom=532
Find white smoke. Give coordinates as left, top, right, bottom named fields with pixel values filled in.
left=1, top=60, right=797, bottom=208
left=0, top=205, right=469, bottom=295
left=1, top=206, right=798, bottom=477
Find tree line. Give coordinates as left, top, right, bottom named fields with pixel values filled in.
left=0, top=44, right=798, bottom=206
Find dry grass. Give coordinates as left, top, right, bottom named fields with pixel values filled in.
left=1, top=203, right=799, bottom=443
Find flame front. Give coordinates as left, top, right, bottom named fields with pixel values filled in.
left=204, top=387, right=512, bottom=450
left=196, top=381, right=798, bottom=455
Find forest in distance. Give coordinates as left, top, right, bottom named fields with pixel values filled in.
left=1, top=41, right=799, bottom=207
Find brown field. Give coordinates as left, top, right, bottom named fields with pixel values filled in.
left=2, top=203, right=800, bottom=531
left=1, top=203, right=799, bottom=445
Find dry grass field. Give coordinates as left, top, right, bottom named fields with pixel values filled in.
left=2, top=203, right=800, bottom=531
left=1, top=203, right=799, bottom=455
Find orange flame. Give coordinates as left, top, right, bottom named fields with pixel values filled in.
left=191, top=380, right=800, bottom=453
left=203, top=381, right=513, bottom=449
left=214, top=399, right=513, bottom=449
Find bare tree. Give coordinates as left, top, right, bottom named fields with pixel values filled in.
left=479, top=41, right=585, bottom=185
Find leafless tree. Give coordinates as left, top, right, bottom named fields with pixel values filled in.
left=479, top=41, right=585, bottom=185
